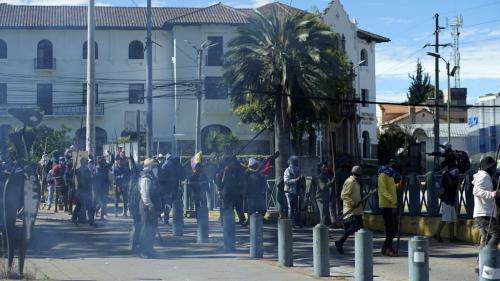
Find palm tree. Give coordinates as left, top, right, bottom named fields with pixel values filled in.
left=224, top=7, right=351, bottom=176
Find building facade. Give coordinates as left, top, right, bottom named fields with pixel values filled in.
left=322, top=0, right=389, bottom=161
left=467, top=93, right=500, bottom=158
left=0, top=1, right=387, bottom=159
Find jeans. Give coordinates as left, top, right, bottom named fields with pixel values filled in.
left=72, top=191, right=94, bottom=225
left=55, top=185, right=68, bottom=211
left=381, top=208, right=398, bottom=249
left=316, top=197, right=330, bottom=226
left=337, top=215, right=363, bottom=246
left=47, top=184, right=54, bottom=209
left=115, top=183, right=129, bottom=213
left=286, top=192, right=300, bottom=225
left=222, top=193, right=246, bottom=223
left=139, top=204, right=158, bottom=256
left=476, top=216, right=500, bottom=248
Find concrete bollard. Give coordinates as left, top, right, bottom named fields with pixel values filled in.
left=278, top=219, right=293, bottom=267
left=197, top=206, right=209, bottom=243
left=250, top=212, right=264, bottom=258
left=172, top=199, right=184, bottom=236
left=479, top=245, right=500, bottom=281
left=183, top=182, right=190, bottom=211
left=355, top=229, right=373, bottom=281
left=313, top=224, right=329, bottom=277
left=223, top=209, right=235, bottom=251
left=408, top=236, right=429, bottom=281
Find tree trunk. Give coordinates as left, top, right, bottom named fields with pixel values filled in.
left=274, top=95, right=291, bottom=180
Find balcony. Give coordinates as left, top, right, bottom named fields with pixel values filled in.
left=34, top=58, right=56, bottom=70
left=52, top=103, right=104, bottom=116
left=0, top=104, right=38, bottom=116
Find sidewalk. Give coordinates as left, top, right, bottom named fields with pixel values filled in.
left=22, top=209, right=478, bottom=281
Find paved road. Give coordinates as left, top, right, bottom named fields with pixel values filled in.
left=17, top=209, right=478, bottom=281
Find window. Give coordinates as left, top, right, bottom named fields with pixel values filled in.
left=0, top=39, right=6, bottom=59
left=341, top=34, right=346, bottom=52
left=334, top=34, right=340, bottom=50
left=362, top=131, right=370, bottom=158
left=37, top=84, right=53, bottom=115
left=0, top=83, right=6, bottom=104
left=206, top=36, right=223, bottom=66
left=360, top=49, right=368, bottom=66
left=129, top=84, right=144, bottom=104
left=361, top=89, right=368, bottom=107
left=205, top=77, right=228, bottom=99
left=129, top=40, right=144, bottom=59
left=82, top=83, right=99, bottom=104
left=83, top=41, right=99, bottom=59
left=37, top=39, right=53, bottom=69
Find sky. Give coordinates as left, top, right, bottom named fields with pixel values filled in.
left=2, top=0, right=500, bottom=104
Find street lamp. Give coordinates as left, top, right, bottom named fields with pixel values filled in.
left=426, top=52, right=458, bottom=143
left=353, top=59, right=366, bottom=162
left=184, top=40, right=218, bottom=153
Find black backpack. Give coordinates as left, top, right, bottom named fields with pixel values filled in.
left=454, top=150, right=471, bottom=173
left=128, top=179, right=141, bottom=215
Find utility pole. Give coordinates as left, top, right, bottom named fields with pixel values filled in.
left=433, top=14, right=440, bottom=169
left=196, top=49, right=202, bottom=153
left=446, top=62, right=451, bottom=144
left=85, top=0, right=96, bottom=156
left=184, top=40, right=217, bottom=153
left=146, top=0, right=153, bottom=158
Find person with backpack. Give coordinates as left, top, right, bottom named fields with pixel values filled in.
left=138, top=158, right=161, bottom=258
left=72, top=157, right=95, bottom=226
left=377, top=159, right=400, bottom=257
left=433, top=164, right=460, bottom=243
left=245, top=158, right=267, bottom=216
left=188, top=162, right=209, bottom=212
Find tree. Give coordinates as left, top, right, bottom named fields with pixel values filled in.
left=407, top=59, right=435, bottom=104
left=224, top=8, right=353, bottom=175
left=377, top=125, right=414, bottom=164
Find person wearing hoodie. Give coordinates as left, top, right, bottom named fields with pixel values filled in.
left=377, top=159, right=400, bottom=257
left=284, top=156, right=304, bottom=226
left=473, top=156, right=500, bottom=252
left=245, top=158, right=267, bottom=216
left=335, top=165, right=363, bottom=254
left=138, top=158, right=161, bottom=258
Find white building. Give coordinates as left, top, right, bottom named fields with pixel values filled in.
left=322, top=1, right=389, bottom=161
left=467, top=93, right=500, bottom=158
left=0, top=1, right=387, bottom=159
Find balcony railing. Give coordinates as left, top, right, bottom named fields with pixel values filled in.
left=53, top=103, right=104, bottom=116
left=0, top=103, right=104, bottom=116
left=34, top=58, right=56, bottom=70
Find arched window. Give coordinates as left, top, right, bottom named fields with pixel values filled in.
left=333, top=34, right=340, bottom=50
left=362, top=131, right=370, bottom=158
left=37, top=39, right=53, bottom=69
left=0, top=39, right=7, bottom=59
left=128, top=40, right=144, bottom=59
left=83, top=41, right=99, bottom=59
left=360, top=49, right=368, bottom=66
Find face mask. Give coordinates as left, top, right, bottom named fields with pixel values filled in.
left=152, top=168, right=158, bottom=177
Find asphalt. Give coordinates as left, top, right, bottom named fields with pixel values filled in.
left=13, top=208, right=479, bottom=281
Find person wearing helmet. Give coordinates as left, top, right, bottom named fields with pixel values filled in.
left=335, top=165, right=363, bottom=254
left=473, top=156, right=500, bottom=272
left=284, top=156, right=304, bottom=226
left=377, top=159, right=400, bottom=257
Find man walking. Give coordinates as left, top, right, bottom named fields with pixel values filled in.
left=114, top=158, right=131, bottom=217
left=335, top=166, right=363, bottom=254
left=94, top=153, right=114, bottom=220
left=221, top=156, right=247, bottom=226
left=284, top=156, right=304, bottom=226
left=378, top=159, right=400, bottom=257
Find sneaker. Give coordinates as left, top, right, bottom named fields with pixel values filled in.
left=385, top=248, right=398, bottom=257
left=335, top=241, right=344, bottom=254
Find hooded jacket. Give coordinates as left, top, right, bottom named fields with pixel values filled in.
left=284, top=164, right=300, bottom=194
left=472, top=170, right=497, bottom=218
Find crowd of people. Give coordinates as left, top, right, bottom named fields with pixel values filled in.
left=36, top=147, right=270, bottom=258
